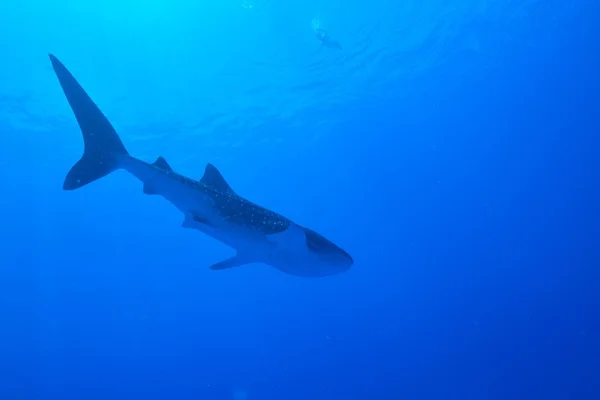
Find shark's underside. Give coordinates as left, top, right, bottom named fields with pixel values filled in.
left=49, top=54, right=353, bottom=277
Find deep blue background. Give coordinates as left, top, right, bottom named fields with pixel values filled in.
left=1, top=0, right=599, bottom=399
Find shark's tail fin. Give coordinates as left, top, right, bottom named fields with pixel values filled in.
left=49, top=54, right=129, bottom=190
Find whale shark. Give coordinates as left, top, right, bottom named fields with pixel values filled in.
left=49, top=54, right=353, bottom=277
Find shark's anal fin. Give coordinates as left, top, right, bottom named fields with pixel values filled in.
left=192, top=213, right=214, bottom=227
left=209, top=254, right=250, bottom=271
left=181, top=212, right=214, bottom=228
left=144, top=156, right=173, bottom=195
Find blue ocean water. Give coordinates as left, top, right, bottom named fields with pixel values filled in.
left=1, top=0, right=599, bottom=398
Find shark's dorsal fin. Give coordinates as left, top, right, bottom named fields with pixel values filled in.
left=209, top=254, right=250, bottom=271
left=200, top=163, right=233, bottom=193
left=144, top=156, right=172, bottom=194
left=152, top=156, right=172, bottom=171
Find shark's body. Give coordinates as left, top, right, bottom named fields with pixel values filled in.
left=49, top=54, right=353, bottom=277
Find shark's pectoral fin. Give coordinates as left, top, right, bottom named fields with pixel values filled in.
left=209, top=254, right=251, bottom=271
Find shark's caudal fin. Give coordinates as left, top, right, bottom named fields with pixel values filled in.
left=49, top=54, right=129, bottom=190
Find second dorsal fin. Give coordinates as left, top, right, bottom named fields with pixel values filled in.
left=152, top=156, right=172, bottom=171
left=200, top=163, right=233, bottom=193
left=144, top=156, right=173, bottom=194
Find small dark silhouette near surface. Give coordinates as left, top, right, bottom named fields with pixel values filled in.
left=315, top=28, right=342, bottom=50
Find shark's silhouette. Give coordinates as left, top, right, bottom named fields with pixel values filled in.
left=49, top=54, right=353, bottom=277
left=315, top=28, right=342, bottom=50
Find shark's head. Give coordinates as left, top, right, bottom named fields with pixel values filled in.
left=300, top=226, right=353, bottom=275
left=262, top=223, right=353, bottom=278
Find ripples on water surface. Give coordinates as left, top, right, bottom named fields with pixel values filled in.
left=0, top=0, right=569, bottom=160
